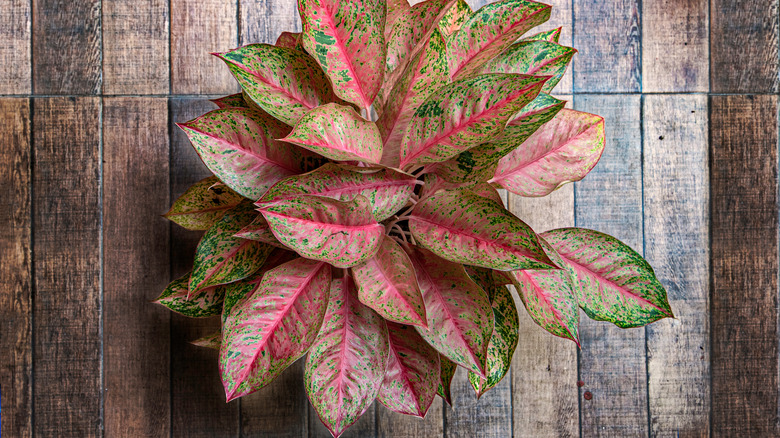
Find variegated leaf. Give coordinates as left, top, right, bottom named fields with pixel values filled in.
left=491, top=109, right=605, bottom=197
left=437, top=0, right=472, bottom=37
left=257, top=163, right=416, bottom=221
left=385, top=0, right=411, bottom=40
left=275, top=31, right=302, bottom=49
left=211, top=93, right=248, bottom=109
left=220, top=258, right=331, bottom=400
left=190, top=203, right=274, bottom=294
left=542, top=228, right=674, bottom=328
left=406, top=246, right=493, bottom=376
left=468, top=182, right=503, bottom=205
left=478, top=40, right=576, bottom=93
left=217, top=44, right=334, bottom=126
left=437, top=354, right=456, bottom=406
left=259, top=194, right=385, bottom=268
left=409, top=189, right=555, bottom=270
left=154, top=272, right=225, bottom=318
left=305, top=274, right=389, bottom=437
left=191, top=331, right=221, bottom=350
left=352, top=237, right=427, bottom=327
left=299, top=0, right=386, bottom=109
left=398, top=74, right=548, bottom=170
left=234, top=214, right=286, bottom=248
left=521, top=26, right=562, bottom=43
left=377, top=322, right=440, bottom=417
left=164, top=176, right=245, bottom=231
left=447, top=0, right=551, bottom=79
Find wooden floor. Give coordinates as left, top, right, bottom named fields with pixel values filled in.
left=1, top=0, right=777, bottom=436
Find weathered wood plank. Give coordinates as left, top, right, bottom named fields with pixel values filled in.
left=103, top=97, right=171, bottom=436
left=32, top=0, right=101, bottom=94
left=242, top=360, right=309, bottom=437
left=103, top=0, right=169, bottom=94
left=240, top=0, right=300, bottom=45
left=0, top=0, right=31, bottom=93
left=711, top=0, right=779, bottom=93
left=644, top=95, right=710, bottom=437
left=32, top=97, right=101, bottom=436
left=574, top=95, right=647, bottom=437
left=171, top=0, right=239, bottom=94
left=572, top=0, right=640, bottom=92
left=642, top=0, right=708, bottom=92
left=445, top=369, right=511, bottom=438
left=711, top=95, right=779, bottom=436
left=377, top=402, right=444, bottom=438
left=0, top=99, right=31, bottom=438
left=169, top=97, right=240, bottom=437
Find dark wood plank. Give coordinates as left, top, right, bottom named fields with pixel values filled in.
left=445, top=369, right=511, bottom=438
left=711, top=0, right=779, bottom=93
left=33, top=0, right=101, bottom=94
left=240, top=0, right=301, bottom=45
left=103, top=0, right=169, bottom=94
left=642, top=0, right=708, bottom=92
left=171, top=0, right=239, bottom=94
left=644, top=95, right=710, bottom=437
left=103, top=97, right=171, bottom=436
left=711, top=95, right=779, bottom=436
left=0, top=0, right=31, bottom=94
left=377, top=402, right=444, bottom=438
left=574, top=94, right=647, bottom=437
left=572, top=0, right=640, bottom=92
left=32, top=96, right=101, bottom=436
left=169, top=97, right=240, bottom=437
left=0, top=99, right=31, bottom=438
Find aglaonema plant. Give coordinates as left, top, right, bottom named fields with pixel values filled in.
left=156, top=0, right=674, bottom=435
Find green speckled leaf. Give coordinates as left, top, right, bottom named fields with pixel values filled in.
left=521, top=26, right=562, bottom=43
left=447, top=0, right=551, bottom=79
left=542, top=228, right=674, bottom=328
left=164, top=176, right=245, bottom=231
left=191, top=331, right=221, bottom=350
left=305, top=274, right=389, bottom=438
left=259, top=194, right=385, bottom=268
left=154, top=272, right=225, bottom=318
left=299, top=0, right=386, bottom=109
left=234, top=214, right=286, bottom=248
left=468, top=182, right=503, bottom=204
left=281, top=103, right=383, bottom=163
left=478, top=40, right=576, bottom=93
left=216, top=44, right=334, bottom=126
left=409, top=189, right=555, bottom=270
left=385, top=0, right=411, bottom=40
left=491, top=109, right=605, bottom=197
left=398, top=74, right=547, bottom=170
left=211, top=93, right=249, bottom=109
left=437, top=353, right=456, bottom=406
left=437, top=0, right=472, bottom=37
left=275, top=31, right=302, bottom=49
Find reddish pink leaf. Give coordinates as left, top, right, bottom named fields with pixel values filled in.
left=437, top=0, right=472, bottom=38
left=275, top=31, right=302, bottom=49
left=437, top=354, right=457, bottom=406
left=211, top=93, right=248, bottom=109
left=234, top=214, right=286, bottom=248
left=164, top=176, right=245, bottom=231
left=477, top=40, right=576, bottom=93
left=385, top=0, right=412, bottom=40
left=468, top=182, right=503, bottom=204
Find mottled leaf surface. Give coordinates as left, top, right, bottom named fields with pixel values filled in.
left=437, top=354, right=456, bottom=406
left=437, top=0, right=472, bottom=37
left=191, top=331, right=221, bottom=350
left=155, top=272, right=225, bottom=318
left=468, top=182, right=503, bottom=204
left=386, top=0, right=412, bottom=39
left=234, top=214, right=285, bottom=248
left=478, top=40, right=576, bottom=93
left=521, top=26, right=562, bottom=43
left=164, top=176, right=245, bottom=230
left=212, top=93, right=249, bottom=109
left=275, top=31, right=302, bottom=49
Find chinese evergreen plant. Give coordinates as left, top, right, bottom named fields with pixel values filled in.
left=156, top=0, right=673, bottom=435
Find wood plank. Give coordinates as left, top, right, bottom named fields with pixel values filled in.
left=644, top=95, right=709, bottom=437
left=32, top=0, right=101, bottom=94
left=572, top=0, right=640, bottom=92
left=32, top=97, right=101, bottom=436
left=103, top=0, right=169, bottom=94
left=0, top=0, right=31, bottom=93
left=0, top=99, right=31, bottom=438
left=169, top=97, right=240, bottom=437
left=377, top=402, right=444, bottom=438
left=171, top=0, right=238, bottom=94
left=240, top=0, right=300, bottom=45
left=711, top=0, right=779, bottom=93
left=539, top=0, right=572, bottom=94
left=711, top=95, right=779, bottom=436
left=444, top=369, right=511, bottom=438
left=103, top=97, right=171, bottom=436
left=574, top=94, right=646, bottom=437
left=642, top=0, right=708, bottom=92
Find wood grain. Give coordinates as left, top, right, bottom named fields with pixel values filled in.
left=711, top=95, right=779, bottom=437
left=103, top=0, right=169, bottom=94
left=711, top=0, right=779, bottom=93
left=574, top=95, right=647, bottom=437
left=642, top=0, right=708, bottom=92
left=377, top=402, right=444, bottom=438
left=0, top=0, right=31, bottom=93
left=32, top=0, right=101, bottom=94
left=445, top=369, right=512, bottom=438
left=240, top=0, right=301, bottom=45
left=573, top=0, right=641, bottom=92
left=32, top=97, right=101, bottom=436
left=0, top=99, right=31, bottom=438
left=171, top=0, right=239, bottom=94
left=644, top=95, right=710, bottom=437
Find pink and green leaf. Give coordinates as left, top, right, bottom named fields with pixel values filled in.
left=385, top=0, right=412, bottom=40
left=437, top=354, right=457, bottom=406
left=234, top=214, right=286, bottom=248
left=191, top=331, right=221, bottom=350
left=275, top=31, right=302, bottom=49
left=478, top=40, right=576, bottom=93
left=437, top=0, right=472, bottom=37
left=211, top=93, right=249, bottom=109
left=164, top=176, right=245, bottom=231
left=521, top=26, right=562, bottom=43
left=468, top=182, right=504, bottom=205
left=154, top=272, right=225, bottom=318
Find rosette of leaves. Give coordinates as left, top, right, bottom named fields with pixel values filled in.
left=155, top=0, right=674, bottom=435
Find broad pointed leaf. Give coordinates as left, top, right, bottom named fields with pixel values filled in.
left=258, top=163, right=416, bottom=221
left=190, top=203, right=274, bottom=294
left=478, top=40, right=576, bottom=93
left=437, top=0, right=472, bottom=37
left=234, top=215, right=286, bottom=248
left=542, top=228, right=674, bottom=328
left=377, top=322, right=440, bottom=417
left=259, top=194, right=384, bottom=268
left=164, top=176, right=245, bottom=230
left=521, top=26, right=562, bottom=43
left=220, top=258, right=331, bottom=400
left=406, top=246, right=493, bottom=376
left=468, top=182, right=503, bottom=204
left=352, top=237, right=427, bottom=327
left=409, top=189, right=555, bottom=270
left=385, top=0, right=411, bottom=40
left=275, top=31, right=302, bottom=49
left=305, top=275, right=389, bottom=437
left=398, top=74, right=547, bottom=169
left=212, top=93, right=249, bottom=109
left=491, top=109, right=605, bottom=197
left=447, top=0, right=551, bottom=79
left=299, top=0, right=386, bottom=109
left=191, top=331, right=221, bottom=350
left=216, top=44, right=334, bottom=126
left=155, top=272, right=225, bottom=318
